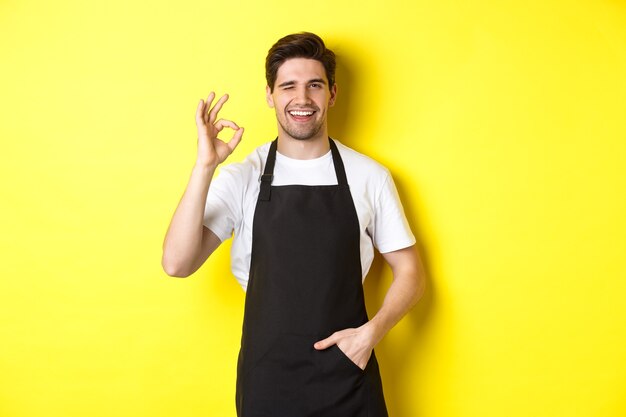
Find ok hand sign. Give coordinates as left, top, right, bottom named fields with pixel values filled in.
left=195, top=92, right=244, bottom=168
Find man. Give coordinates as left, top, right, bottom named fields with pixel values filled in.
left=162, top=32, right=425, bottom=417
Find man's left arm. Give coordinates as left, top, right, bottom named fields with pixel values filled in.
left=314, top=244, right=426, bottom=369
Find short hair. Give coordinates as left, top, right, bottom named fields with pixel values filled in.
left=265, top=32, right=336, bottom=92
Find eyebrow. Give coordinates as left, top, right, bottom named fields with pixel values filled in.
left=277, top=78, right=327, bottom=88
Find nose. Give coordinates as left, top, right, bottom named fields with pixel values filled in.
left=293, top=85, right=312, bottom=105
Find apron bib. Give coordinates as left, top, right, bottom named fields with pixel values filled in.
left=235, top=138, right=388, bottom=417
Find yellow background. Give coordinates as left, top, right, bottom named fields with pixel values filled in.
left=1, top=0, right=625, bottom=416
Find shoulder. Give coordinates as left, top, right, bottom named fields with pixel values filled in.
left=333, top=138, right=391, bottom=182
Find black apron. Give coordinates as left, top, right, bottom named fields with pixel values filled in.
left=235, top=138, right=389, bottom=417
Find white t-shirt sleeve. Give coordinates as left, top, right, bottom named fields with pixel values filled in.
left=370, top=172, right=416, bottom=253
left=202, top=166, right=241, bottom=242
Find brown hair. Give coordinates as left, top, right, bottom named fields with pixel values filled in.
left=265, top=32, right=336, bottom=92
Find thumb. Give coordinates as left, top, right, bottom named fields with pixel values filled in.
left=227, top=127, right=244, bottom=153
left=314, top=333, right=338, bottom=350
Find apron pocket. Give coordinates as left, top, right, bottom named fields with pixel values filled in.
left=330, top=344, right=367, bottom=374
left=312, top=341, right=366, bottom=414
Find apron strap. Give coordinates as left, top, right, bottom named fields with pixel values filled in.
left=329, top=138, right=348, bottom=186
left=259, top=138, right=278, bottom=202
left=259, top=137, right=348, bottom=202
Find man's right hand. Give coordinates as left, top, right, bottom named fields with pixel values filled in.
left=195, top=91, right=244, bottom=168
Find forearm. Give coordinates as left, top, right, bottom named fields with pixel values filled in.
left=366, top=247, right=426, bottom=346
left=162, top=163, right=216, bottom=276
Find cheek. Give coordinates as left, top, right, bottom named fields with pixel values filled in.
left=277, top=99, right=290, bottom=112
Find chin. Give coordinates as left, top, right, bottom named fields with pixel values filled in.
left=291, top=135, right=316, bottom=141
left=286, top=127, right=324, bottom=141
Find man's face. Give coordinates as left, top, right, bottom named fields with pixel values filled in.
left=266, top=58, right=337, bottom=141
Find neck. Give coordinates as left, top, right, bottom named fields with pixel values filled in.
left=276, top=129, right=330, bottom=160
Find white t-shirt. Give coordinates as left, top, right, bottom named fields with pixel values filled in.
left=203, top=138, right=416, bottom=291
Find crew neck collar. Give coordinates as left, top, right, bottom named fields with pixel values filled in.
left=275, top=148, right=333, bottom=166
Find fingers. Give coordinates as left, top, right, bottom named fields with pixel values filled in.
left=204, top=92, right=217, bottom=121
left=214, top=119, right=243, bottom=150
left=196, top=99, right=206, bottom=126
left=196, top=92, right=216, bottom=125
left=227, top=127, right=244, bottom=153
left=209, top=93, right=229, bottom=124
left=197, top=91, right=232, bottom=125
left=212, top=118, right=244, bottom=155
left=214, top=118, right=240, bottom=132
left=196, top=91, right=243, bottom=157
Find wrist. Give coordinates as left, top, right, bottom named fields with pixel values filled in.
left=194, top=160, right=218, bottom=172
left=363, top=316, right=387, bottom=347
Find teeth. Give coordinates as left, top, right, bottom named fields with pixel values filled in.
left=289, top=110, right=314, bottom=116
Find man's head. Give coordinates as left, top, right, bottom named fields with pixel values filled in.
left=265, top=32, right=336, bottom=93
left=265, top=32, right=338, bottom=142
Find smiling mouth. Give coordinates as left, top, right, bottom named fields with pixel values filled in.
left=288, top=109, right=316, bottom=122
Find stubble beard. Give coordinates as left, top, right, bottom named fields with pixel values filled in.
left=277, top=112, right=325, bottom=141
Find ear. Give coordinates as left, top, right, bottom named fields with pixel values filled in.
left=329, top=83, right=337, bottom=107
left=266, top=85, right=275, bottom=108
